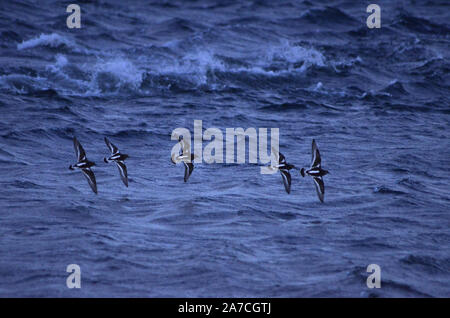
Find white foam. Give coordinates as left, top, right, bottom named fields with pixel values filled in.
left=91, top=57, right=144, bottom=89
left=314, top=82, right=323, bottom=91
left=46, top=54, right=69, bottom=73
left=147, top=41, right=325, bottom=86
left=269, top=44, right=324, bottom=64
left=263, top=40, right=326, bottom=71
left=17, top=33, right=75, bottom=50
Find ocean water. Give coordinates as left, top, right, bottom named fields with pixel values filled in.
left=0, top=0, right=449, bottom=297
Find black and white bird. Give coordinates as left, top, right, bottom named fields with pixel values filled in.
left=268, top=148, right=297, bottom=194
left=104, top=137, right=129, bottom=187
left=69, top=137, right=97, bottom=194
left=300, top=139, right=329, bottom=202
left=171, top=135, right=195, bottom=182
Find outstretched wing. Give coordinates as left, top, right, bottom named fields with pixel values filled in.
left=115, top=161, right=128, bottom=187
left=81, top=168, right=97, bottom=194
left=280, top=170, right=291, bottom=194
left=104, top=137, right=119, bottom=155
left=73, top=137, right=86, bottom=162
left=183, top=161, right=194, bottom=182
left=312, top=176, right=325, bottom=203
left=311, top=139, right=321, bottom=168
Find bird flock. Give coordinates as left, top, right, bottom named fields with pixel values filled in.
left=69, top=137, right=129, bottom=194
left=69, top=137, right=329, bottom=202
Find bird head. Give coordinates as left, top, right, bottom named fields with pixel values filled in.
left=300, top=168, right=305, bottom=177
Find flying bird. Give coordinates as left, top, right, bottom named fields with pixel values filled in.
left=171, top=135, right=195, bottom=182
left=104, top=137, right=129, bottom=187
left=69, top=137, right=97, bottom=194
left=268, top=148, right=297, bottom=194
left=300, top=139, right=329, bottom=202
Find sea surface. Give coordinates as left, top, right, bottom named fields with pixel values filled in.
left=0, top=0, right=449, bottom=297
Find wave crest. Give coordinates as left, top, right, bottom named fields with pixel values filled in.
left=17, top=33, right=75, bottom=50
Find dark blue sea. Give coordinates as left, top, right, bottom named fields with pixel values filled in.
left=0, top=0, right=449, bottom=297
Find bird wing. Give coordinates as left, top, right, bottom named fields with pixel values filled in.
left=312, top=176, right=325, bottom=203
left=81, top=168, right=97, bottom=194
left=73, top=137, right=86, bottom=162
left=183, top=161, right=194, bottom=182
left=115, top=161, right=128, bottom=187
left=280, top=169, right=291, bottom=194
left=311, top=139, right=321, bottom=168
left=104, top=137, right=119, bottom=155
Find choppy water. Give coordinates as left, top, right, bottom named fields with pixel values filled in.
left=0, top=0, right=449, bottom=297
